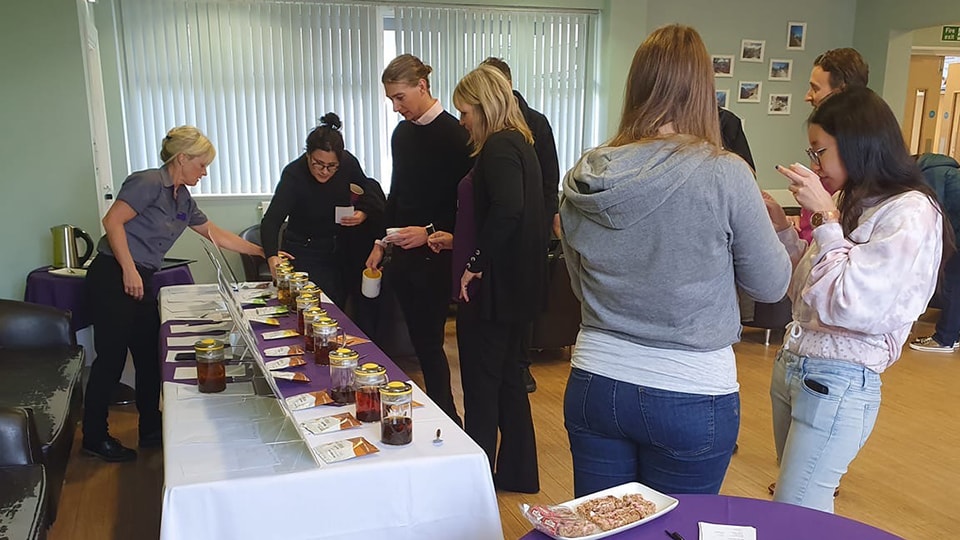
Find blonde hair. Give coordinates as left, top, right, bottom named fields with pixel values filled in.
left=160, top=126, right=216, bottom=164
left=453, top=65, right=533, bottom=156
left=612, top=25, right=721, bottom=148
left=382, top=54, right=433, bottom=89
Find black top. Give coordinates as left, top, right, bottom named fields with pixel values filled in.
left=515, top=90, right=560, bottom=219
left=261, top=150, right=375, bottom=257
left=468, top=130, right=548, bottom=322
left=385, top=111, right=473, bottom=234
left=719, top=107, right=755, bottom=171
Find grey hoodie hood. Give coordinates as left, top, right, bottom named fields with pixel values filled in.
left=562, top=140, right=714, bottom=231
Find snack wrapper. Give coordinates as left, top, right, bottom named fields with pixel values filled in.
left=522, top=504, right=601, bottom=538
left=241, top=298, right=267, bottom=306
left=249, top=317, right=280, bottom=326
left=301, top=413, right=362, bottom=435
left=314, top=437, right=379, bottom=464
left=264, top=345, right=304, bottom=357
left=262, top=329, right=299, bottom=340
left=272, top=371, right=310, bottom=383
left=263, top=356, right=307, bottom=370
left=285, top=391, right=334, bottom=410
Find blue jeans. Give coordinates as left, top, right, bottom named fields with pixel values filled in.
left=770, top=349, right=881, bottom=513
left=934, top=252, right=960, bottom=346
left=564, top=368, right=739, bottom=497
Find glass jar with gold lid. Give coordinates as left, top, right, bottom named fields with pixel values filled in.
left=302, top=306, right=328, bottom=352
left=329, top=347, right=360, bottom=405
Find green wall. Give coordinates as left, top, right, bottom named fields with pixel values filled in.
left=854, top=0, right=960, bottom=122
left=7, top=0, right=960, bottom=294
left=647, top=0, right=857, bottom=188
left=0, top=0, right=99, bottom=300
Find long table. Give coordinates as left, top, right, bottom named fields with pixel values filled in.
left=158, top=284, right=502, bottom=540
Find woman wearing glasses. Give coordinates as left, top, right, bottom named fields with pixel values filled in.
left=261, top=112, right=382, bottom=306
left=765, top=87, right=947, bottom=512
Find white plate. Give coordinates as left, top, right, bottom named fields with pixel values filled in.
left=521, top=482, right=679, bottom=540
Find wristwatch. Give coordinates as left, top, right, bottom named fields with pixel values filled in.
left=810, top=210, right=840, bottom=228
left=425, top=223, right=436, bottom=236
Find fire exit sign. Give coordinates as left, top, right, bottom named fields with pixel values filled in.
left=943, top=25, right=960, bottom=42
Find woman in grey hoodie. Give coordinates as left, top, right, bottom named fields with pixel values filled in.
left=560, top=24, right=791, bottom=497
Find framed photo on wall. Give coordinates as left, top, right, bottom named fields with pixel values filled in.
left=740, top=39, right=765, bottom=63
left=738, top=81, right=762, bottom=103
left=713, top=55, right=734, bottom=77
left=787, top=22, right=806, bottom=50
left=716, top=89, right=729, bottom=108
left=768, top=93, right=792, bottom=115
left=769, top=59, right=793, bottom=81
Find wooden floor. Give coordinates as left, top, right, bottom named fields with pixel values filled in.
left=49, top=312, right=960, bottom=540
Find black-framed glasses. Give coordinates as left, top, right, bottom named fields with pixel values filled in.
left=805, top=147, right=827, bottom=168
left=308, top=157, right=339, bottom=173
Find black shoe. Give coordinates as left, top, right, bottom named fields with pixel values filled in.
left=82, top=436, right=137, bottom=462
left=139, top=429, right=163, bottom=448
left=522, top=366, right=537, bottom=393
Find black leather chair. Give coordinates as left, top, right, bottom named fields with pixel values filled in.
left=238, top=224, right=276, bottom=282
left=0, top=407, right=48, bottom=540
left=0, top=300, right=84, bottom=524
left=743, top=296, right=793, bottom=346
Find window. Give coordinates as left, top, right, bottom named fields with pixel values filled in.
left=116, top=0, right=598, bottom=196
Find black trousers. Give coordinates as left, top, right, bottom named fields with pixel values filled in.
left=456, top=301, right=539, bottom=493
left=387, top=249, right=461, bottom=425
left=82, top=254, right=161, bottom=442
left=282, top=236, right=345, bottom=307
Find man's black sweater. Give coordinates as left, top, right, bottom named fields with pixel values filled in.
left=386, top=112, right=473, bottom=233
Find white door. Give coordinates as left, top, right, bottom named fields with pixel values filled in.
left=77, top=0, right=115, bottom=230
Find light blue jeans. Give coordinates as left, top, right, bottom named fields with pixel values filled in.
left=770, top=349, right=881, bottom=513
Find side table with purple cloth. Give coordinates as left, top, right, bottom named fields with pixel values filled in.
left=25, top=264, right=195, bottom=331
left=520, top=494, right=903, bottom=539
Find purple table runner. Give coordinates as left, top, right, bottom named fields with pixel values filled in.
left=161, top=295, right=408, bottom=397
left=519, top=494, right=902, bottom=539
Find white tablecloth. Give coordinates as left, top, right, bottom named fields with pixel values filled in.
left=159, top=284, right=503, bottom=540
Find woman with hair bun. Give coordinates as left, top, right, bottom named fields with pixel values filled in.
left=261, top=112, right=383, bottom=306
left=83, top=126, right=264, bottom=462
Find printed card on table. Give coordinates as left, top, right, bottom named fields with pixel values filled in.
left=263, top=356, right=306, bottom=370
left=264, top=345, right=304, bottom=357
left=314, top=437, right=378, bottom=464
left=285, top=390, right=334, bottom=410
left=262, top=329, right=299, bottom=340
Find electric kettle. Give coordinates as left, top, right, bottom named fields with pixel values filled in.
left=51, top=224, right=95, bottom=269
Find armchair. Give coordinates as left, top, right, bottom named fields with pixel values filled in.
left=0, top=300, right=84, bottom=524
left=0, top=407, right=47, bottom=540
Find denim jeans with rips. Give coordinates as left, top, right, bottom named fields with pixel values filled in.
left=770, top=349, right=882, bottom=513
left=563, top=368, right=739, bottom=498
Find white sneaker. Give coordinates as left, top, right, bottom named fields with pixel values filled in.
left=909, top=336, right=956, bottom=353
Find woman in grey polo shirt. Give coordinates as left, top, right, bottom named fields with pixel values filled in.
left=82, top=126, right=263, bottom=462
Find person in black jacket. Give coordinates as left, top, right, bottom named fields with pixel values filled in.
left=365, top=54, right=473, bottom=424
left=429, top=65, right=547, bottom=493
left=261, top=113, right=380, bottom=306
left=481, top=57, right=561, bottom=393
left=719, top=107, right=755, bottom=171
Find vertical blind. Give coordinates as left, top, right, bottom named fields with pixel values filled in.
left=117, top=0, right=598, bottom=196
left=119, top=0, right=384, bottom=195
left=393, top=6, right=599, bottom=177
